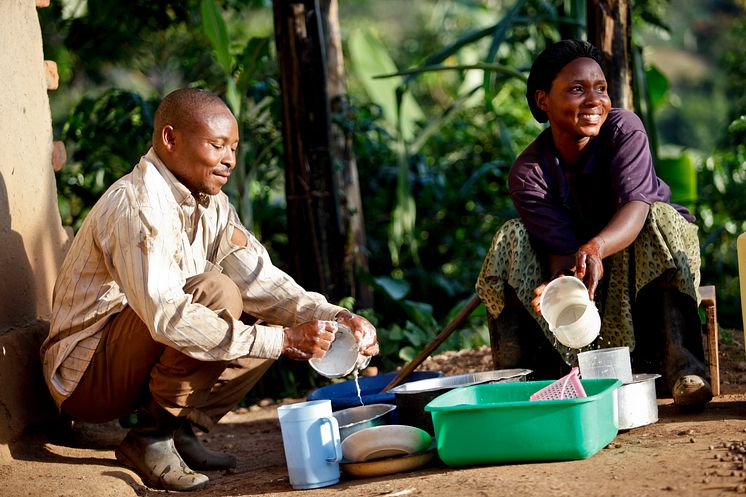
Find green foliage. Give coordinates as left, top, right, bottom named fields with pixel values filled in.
left=341, top=91, right=527, bottom=366
left=721, top=18, right=746, bottom=137
left=656, top=152, right=697, bottom=211
left=348, top=30, right=425, bottom=143
left=45, top=0, right=746, bottom=399
left=345, top=0, right=558, bottom=270
left=645, top=65, right=669, bottom=111
left=56, top=90, right=158, bottom=230
left=197, top=0, right=286, bottom=246
left=628, top=0, right=746, bottom=331
left=694, top=122, right=746, bottom=327
left=42, top=1, right=192, bottom=80
left=631, top=0, right=670, bottom=32
left=355, top=296, right=489, bottom=375
left=201, top=0, right=233, bottom=74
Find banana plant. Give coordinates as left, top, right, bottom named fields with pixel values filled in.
left=348, top=29, right=423, bottom=266
left=199, top=0, right=281, bottom=232
left=633, top=45, right=698, bottom=210
left=347, top=0, right=579, bottom=267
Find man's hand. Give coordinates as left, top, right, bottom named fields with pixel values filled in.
left=281, top=320, right=337, bottom=361
left=335, top=311, right=379, bottom=359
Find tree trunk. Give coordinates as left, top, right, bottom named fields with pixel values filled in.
left=586, top=0, right=634, bottom=111
left=272, top=0, right=346, bottom=302
left=318, top=0, right=372, bottom=308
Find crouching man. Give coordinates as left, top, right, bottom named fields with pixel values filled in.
left=41, top=88, right=378, bottom=491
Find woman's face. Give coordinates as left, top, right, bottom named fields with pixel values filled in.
left=535, top=57, right=611, bottom=144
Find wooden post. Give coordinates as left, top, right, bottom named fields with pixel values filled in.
left=383, top=294, right=483, bottom=392
left=586, top=0, right=634, bottom=111
left=272, top=0, right=347, bottom=301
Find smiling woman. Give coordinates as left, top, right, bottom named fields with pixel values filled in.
left=474, top=39, right=712, bottom=409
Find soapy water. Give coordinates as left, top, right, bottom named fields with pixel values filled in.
left=352, top=327, right=376, bottom=405
left=353, top=370, right=364, bottom=406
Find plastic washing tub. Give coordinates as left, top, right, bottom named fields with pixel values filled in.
left=424, top=378, right=622, bottom=466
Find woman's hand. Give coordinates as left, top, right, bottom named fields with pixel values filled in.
left=572, top=200, right=649, bottom=300
left=531, top=242, right=603, bottom=315
left=536, top=202, right=649, bottom=303
left=532, top=255, right=576, bottom=315
left=531, top=283, right=547, bottom=316
left=575, top=238, right=606, bottom=300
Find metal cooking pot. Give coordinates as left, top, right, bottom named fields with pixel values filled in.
left=616, top=373, right=661, bottom=430
left=388, top=369, right=532, bottom=434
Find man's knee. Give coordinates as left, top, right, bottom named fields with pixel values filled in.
left=184, top=272, right=243, bottom=317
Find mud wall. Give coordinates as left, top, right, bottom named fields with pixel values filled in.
left=0, top=0, right=72, bottom=462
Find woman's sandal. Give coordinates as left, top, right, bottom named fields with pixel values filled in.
left=672, top=375, right=713, bottom=407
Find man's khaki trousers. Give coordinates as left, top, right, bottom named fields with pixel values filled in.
left=62, top=272, right=274, bottom=431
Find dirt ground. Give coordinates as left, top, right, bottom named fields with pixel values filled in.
left=5, top=335, right=746, bottom=497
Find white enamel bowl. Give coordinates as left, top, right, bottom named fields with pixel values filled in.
left=341, top=424, right=432, bottom=463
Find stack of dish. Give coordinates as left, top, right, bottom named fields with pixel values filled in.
left=339, top=425, right=436, bottom=478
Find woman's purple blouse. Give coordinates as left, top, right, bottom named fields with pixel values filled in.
left=508, top=107, right=694, bottom=256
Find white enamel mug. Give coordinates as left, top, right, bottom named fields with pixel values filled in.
left=309, top=324, right=371, bottom=378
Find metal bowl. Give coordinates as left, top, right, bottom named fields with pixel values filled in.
left=332, top=403, right=397, bottom=441
left=388, top=369, right=532, bottom=434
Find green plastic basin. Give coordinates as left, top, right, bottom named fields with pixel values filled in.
left=424, top=378, right=622, bottom=466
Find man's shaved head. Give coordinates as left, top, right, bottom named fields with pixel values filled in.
left=152, top=88, right=229, bottom=145
left=151, top=87, right=239, bottom=196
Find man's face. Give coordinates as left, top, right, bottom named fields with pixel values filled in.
left=166, top=104, right=239, bottom=196
left=536, top=57, right=612, bottom=144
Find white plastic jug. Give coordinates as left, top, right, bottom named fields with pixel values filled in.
left=539, top=276, right=601, bottom=349
left=277, top=399, right=342, bottom=490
